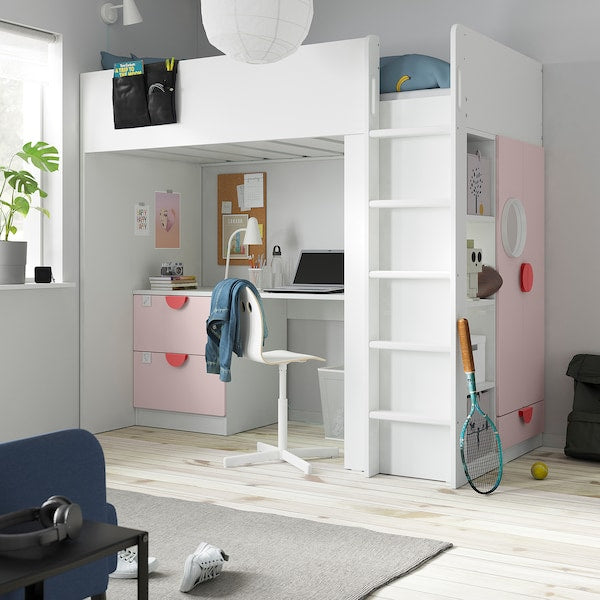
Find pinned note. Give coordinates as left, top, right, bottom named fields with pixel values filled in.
left=243, top=173, right=264, bottom=208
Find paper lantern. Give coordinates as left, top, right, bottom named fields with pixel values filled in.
left=201, top=0, right=314, bottom=64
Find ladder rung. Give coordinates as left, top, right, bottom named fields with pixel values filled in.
left=370, top=199, right=450, bottom=209
left=369, top=270, right=451, bottom=280
left=370, top=126, right=450, bottom=139
left=369, top=341, right=451, bottom=353
left=369, top=410, right=451, bottom=427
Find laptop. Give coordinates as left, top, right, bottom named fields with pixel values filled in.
left=264, top=249, right=344, bottom=294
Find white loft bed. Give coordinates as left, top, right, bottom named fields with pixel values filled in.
left=80, top=25, right=542, bottom=487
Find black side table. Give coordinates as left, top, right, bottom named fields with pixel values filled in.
left=0, top=520, right=148, bottom=600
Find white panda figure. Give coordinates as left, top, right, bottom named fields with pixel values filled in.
left=467, top=239, right=482, bottom=298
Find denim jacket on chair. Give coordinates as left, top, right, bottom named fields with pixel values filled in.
left=206, top=278, right=267, bottom=382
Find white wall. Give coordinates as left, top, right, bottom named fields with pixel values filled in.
left=81, top=153, right=202, bottom=432
left=0, top=287, right=77, bottom=442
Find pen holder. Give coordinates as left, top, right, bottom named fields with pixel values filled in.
left=248, top=267, right=263, bottom=291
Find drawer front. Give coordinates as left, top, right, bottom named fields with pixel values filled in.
left=497, top=400, right=544, bottom=449
left=133, top=295, right=210, bottom=354
left=133, top=351, right=225, bottom=416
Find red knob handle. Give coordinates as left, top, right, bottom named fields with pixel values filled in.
left=165, top=296, right=188, bottom=309
left=520, top=263, right=533, bottom=293
left=165, top=353, right=188, bottom=367
left=519, top=406, right=533, bottom=424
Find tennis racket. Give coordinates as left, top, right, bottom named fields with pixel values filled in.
left=457, top=318, right=503, bottom=494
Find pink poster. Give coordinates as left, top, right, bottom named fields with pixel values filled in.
left=155, top=191, right=180, bottom=249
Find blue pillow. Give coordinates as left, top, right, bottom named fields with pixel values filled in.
left=380, top=54, right=450, bottom=93
left=131, top=54, right=172, bottom=65
left=100, top=51, right=132, bottom=70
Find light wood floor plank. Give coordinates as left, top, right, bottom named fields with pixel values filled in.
left=98, top=425, right=600, bottom=599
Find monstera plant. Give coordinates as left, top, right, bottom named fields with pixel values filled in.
left=0, top=141, right=59, bottom=241
left=0, top=141, right=59, bottom=284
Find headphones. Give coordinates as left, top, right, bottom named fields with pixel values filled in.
left=0, top=496, right=82, bottom=551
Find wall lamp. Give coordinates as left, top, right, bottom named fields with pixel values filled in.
left=224, top=217, right=262, bottom=279
left=101, top=0, right=143, bottom=26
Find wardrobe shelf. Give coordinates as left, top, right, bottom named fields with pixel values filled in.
left=369, top=410, right=451, bottom=427
left=369, top=199, right=451, bottom=209
left=369, top=341, right=451, bottom=353
left=369, top=270, right=451, bottom=280
left=370, top=126, right=451, bottom=139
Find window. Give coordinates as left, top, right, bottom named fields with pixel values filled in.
left=0, top=21, right=61, bottom=279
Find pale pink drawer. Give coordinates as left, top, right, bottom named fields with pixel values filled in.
left=133, top=351, right=225, bottom=416
left=497, top=400, right=544, bottom=449
left=133, top=295, right=210, bottom=354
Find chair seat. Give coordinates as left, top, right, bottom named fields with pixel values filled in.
left=261, top=349, right=326, bottom=365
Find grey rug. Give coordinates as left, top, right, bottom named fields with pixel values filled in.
left=106, top=489, right=451, bottom=599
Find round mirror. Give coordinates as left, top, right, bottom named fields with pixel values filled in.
left=501, top=197, right=527, bottom=257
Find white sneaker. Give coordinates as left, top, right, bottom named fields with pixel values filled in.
left=179, top=542, right=229, bottom=592
left=109, top=546, right=159, bottom=579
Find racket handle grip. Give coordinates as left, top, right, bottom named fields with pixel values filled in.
left=457, top=318, right=475, bottom=373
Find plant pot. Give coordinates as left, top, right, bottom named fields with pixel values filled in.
left=0, top=241, right=27, bottom=284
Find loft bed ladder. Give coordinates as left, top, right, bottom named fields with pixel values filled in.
left=364, top=107, right=457, bottom=482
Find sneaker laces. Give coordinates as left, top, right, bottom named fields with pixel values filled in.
left=180, top=543, right=229, bottom=592
left=117, top=548, right=137, bottom=563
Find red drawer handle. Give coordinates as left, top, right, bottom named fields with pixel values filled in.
left=165, top=353, right=188, bottom=367
left=165, top=296, right=188, bottom=310
left=519, top=406, right=533, bottom=424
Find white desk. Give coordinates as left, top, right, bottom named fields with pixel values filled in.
left=135, top=288, right=344, bottom=320
left=133, top=288, right=344, bottom=429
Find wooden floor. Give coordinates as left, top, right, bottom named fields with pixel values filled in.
left=98, top=424, right=600, bottom=599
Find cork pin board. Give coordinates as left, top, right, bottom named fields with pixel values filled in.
left=217, top=172, right=267, bottom=266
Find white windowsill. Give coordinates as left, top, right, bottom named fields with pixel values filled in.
left=0, top=282, right=76, bottom=290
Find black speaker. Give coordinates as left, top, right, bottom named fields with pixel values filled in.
left=0, top=496, right=82, bottom=551
left=34, top=266, right=53, bottom=283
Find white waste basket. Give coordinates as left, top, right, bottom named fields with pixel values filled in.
left=317, top=365, right=344, bottom=440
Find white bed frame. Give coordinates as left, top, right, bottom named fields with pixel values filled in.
left=80, top=25, right=542, bottom=487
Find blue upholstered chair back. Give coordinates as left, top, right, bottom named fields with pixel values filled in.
left=0, top=429, right=117, bottom=600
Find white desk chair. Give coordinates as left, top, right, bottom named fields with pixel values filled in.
left=223, top=286, right=339, bottom=474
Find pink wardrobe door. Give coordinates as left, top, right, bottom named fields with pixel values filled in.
left=496, top=136, right=545, bottom=418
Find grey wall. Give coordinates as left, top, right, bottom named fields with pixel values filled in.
left=543, top=62, right=600, bottom=446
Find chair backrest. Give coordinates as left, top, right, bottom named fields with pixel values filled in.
left=239, top=286, right=266, bottom=363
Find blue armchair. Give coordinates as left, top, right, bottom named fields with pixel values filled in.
left=0, top=429, right=117, bottom=600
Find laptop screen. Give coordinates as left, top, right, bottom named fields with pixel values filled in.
left=293, top=250, right=344, bottom=285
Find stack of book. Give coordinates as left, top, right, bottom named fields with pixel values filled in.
left=149, top=275, right=197, bottom=290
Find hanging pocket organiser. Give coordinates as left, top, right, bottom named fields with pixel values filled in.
left=146, top=59, right=178, bottom=125
left=112, top=58, right=178, bottom=129
left=112, top=60, right=150, bottom=129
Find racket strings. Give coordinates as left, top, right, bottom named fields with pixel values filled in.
left=463, top=412, right=501, bottom=494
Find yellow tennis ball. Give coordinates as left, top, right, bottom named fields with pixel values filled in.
left=530, top=461, right=548, bottom=480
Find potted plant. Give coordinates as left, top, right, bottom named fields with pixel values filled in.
left=0, top=141, right=59, bottom=284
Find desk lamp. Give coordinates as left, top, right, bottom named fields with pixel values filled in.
left=224, top=216, right=262, bottom=279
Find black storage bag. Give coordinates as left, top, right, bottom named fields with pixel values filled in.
left=146, top=60, right=178, bottom=125
left=565, top=353, right=600, bottom=460
left=112, top=73, right=150, bottom=129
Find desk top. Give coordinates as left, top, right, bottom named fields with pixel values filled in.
left=0, top=520, right=146, bottom=594
left=133, top=288, right=344, bottom=301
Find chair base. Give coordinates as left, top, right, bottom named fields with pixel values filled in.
left=223, top=441, right=339, bottom=475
